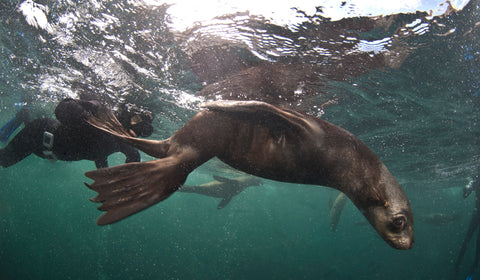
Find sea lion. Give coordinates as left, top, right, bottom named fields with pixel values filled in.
left=178, top=175, right=263, bottom=209
left=85, top=100, right=414, bottom=250
left=329, top=192, right=348, bottom=232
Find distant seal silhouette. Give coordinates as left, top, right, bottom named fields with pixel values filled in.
left=329, top=192, right=348, bottom=232
left=179, top=175, right=263, bottom=209
left=85, top=100, right=414, bottom=250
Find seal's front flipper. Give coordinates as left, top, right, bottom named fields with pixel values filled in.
left=85, top=158, right=187, bottom=225
left=217, top=196, right=232, bottom=209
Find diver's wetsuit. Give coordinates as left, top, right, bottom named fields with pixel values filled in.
left=0, top=98, right=140, bottom=168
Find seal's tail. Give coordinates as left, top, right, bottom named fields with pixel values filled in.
left=85, top=158, right=187, bottom=225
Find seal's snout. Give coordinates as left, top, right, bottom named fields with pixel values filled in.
left=404, top=238, right=415, bottom=250
left=389, top=235, right=414, bottom=250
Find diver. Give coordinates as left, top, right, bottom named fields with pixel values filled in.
left=452, top=175, right=480, bottom=280
left=0, top=98, right=154, bottom=169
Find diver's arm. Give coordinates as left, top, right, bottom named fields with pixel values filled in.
left=119, top=142, right=141, bottom=163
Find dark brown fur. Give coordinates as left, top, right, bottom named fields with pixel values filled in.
left=85, top=101, right=414, bottom=249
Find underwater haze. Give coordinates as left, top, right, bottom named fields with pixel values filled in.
left=1, top=0, right=480, bottom=279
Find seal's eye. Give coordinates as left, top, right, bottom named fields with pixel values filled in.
left=390, top=216, right=406, bottom=231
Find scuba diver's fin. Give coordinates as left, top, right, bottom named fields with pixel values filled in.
left=0, top=117, right=21, bottom=142
left=0, top=103, right=28, bottom=143
left=0, top=116, right=22, bottom=142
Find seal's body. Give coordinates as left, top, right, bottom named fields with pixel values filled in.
left=85, top=101, right=414, bottom=250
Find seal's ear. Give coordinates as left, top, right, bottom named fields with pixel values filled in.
left=360, top=186, right=388, bottom=209
left=373, top=191, right=389, bottom=208
left=371, top=182, right=389, bottom=208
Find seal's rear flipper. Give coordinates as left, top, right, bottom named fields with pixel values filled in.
left=217, top=197, right=232, bottom=209
left=87, top=110, right=169, bottom=158
left=85, top=158, right=186, bottom=225
left=87, top=108, right=131, bottom=138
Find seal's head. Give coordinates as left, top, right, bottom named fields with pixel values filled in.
left=357, top=165, right=414, bottom=250
left=365, top=199, right=414, bottom=250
